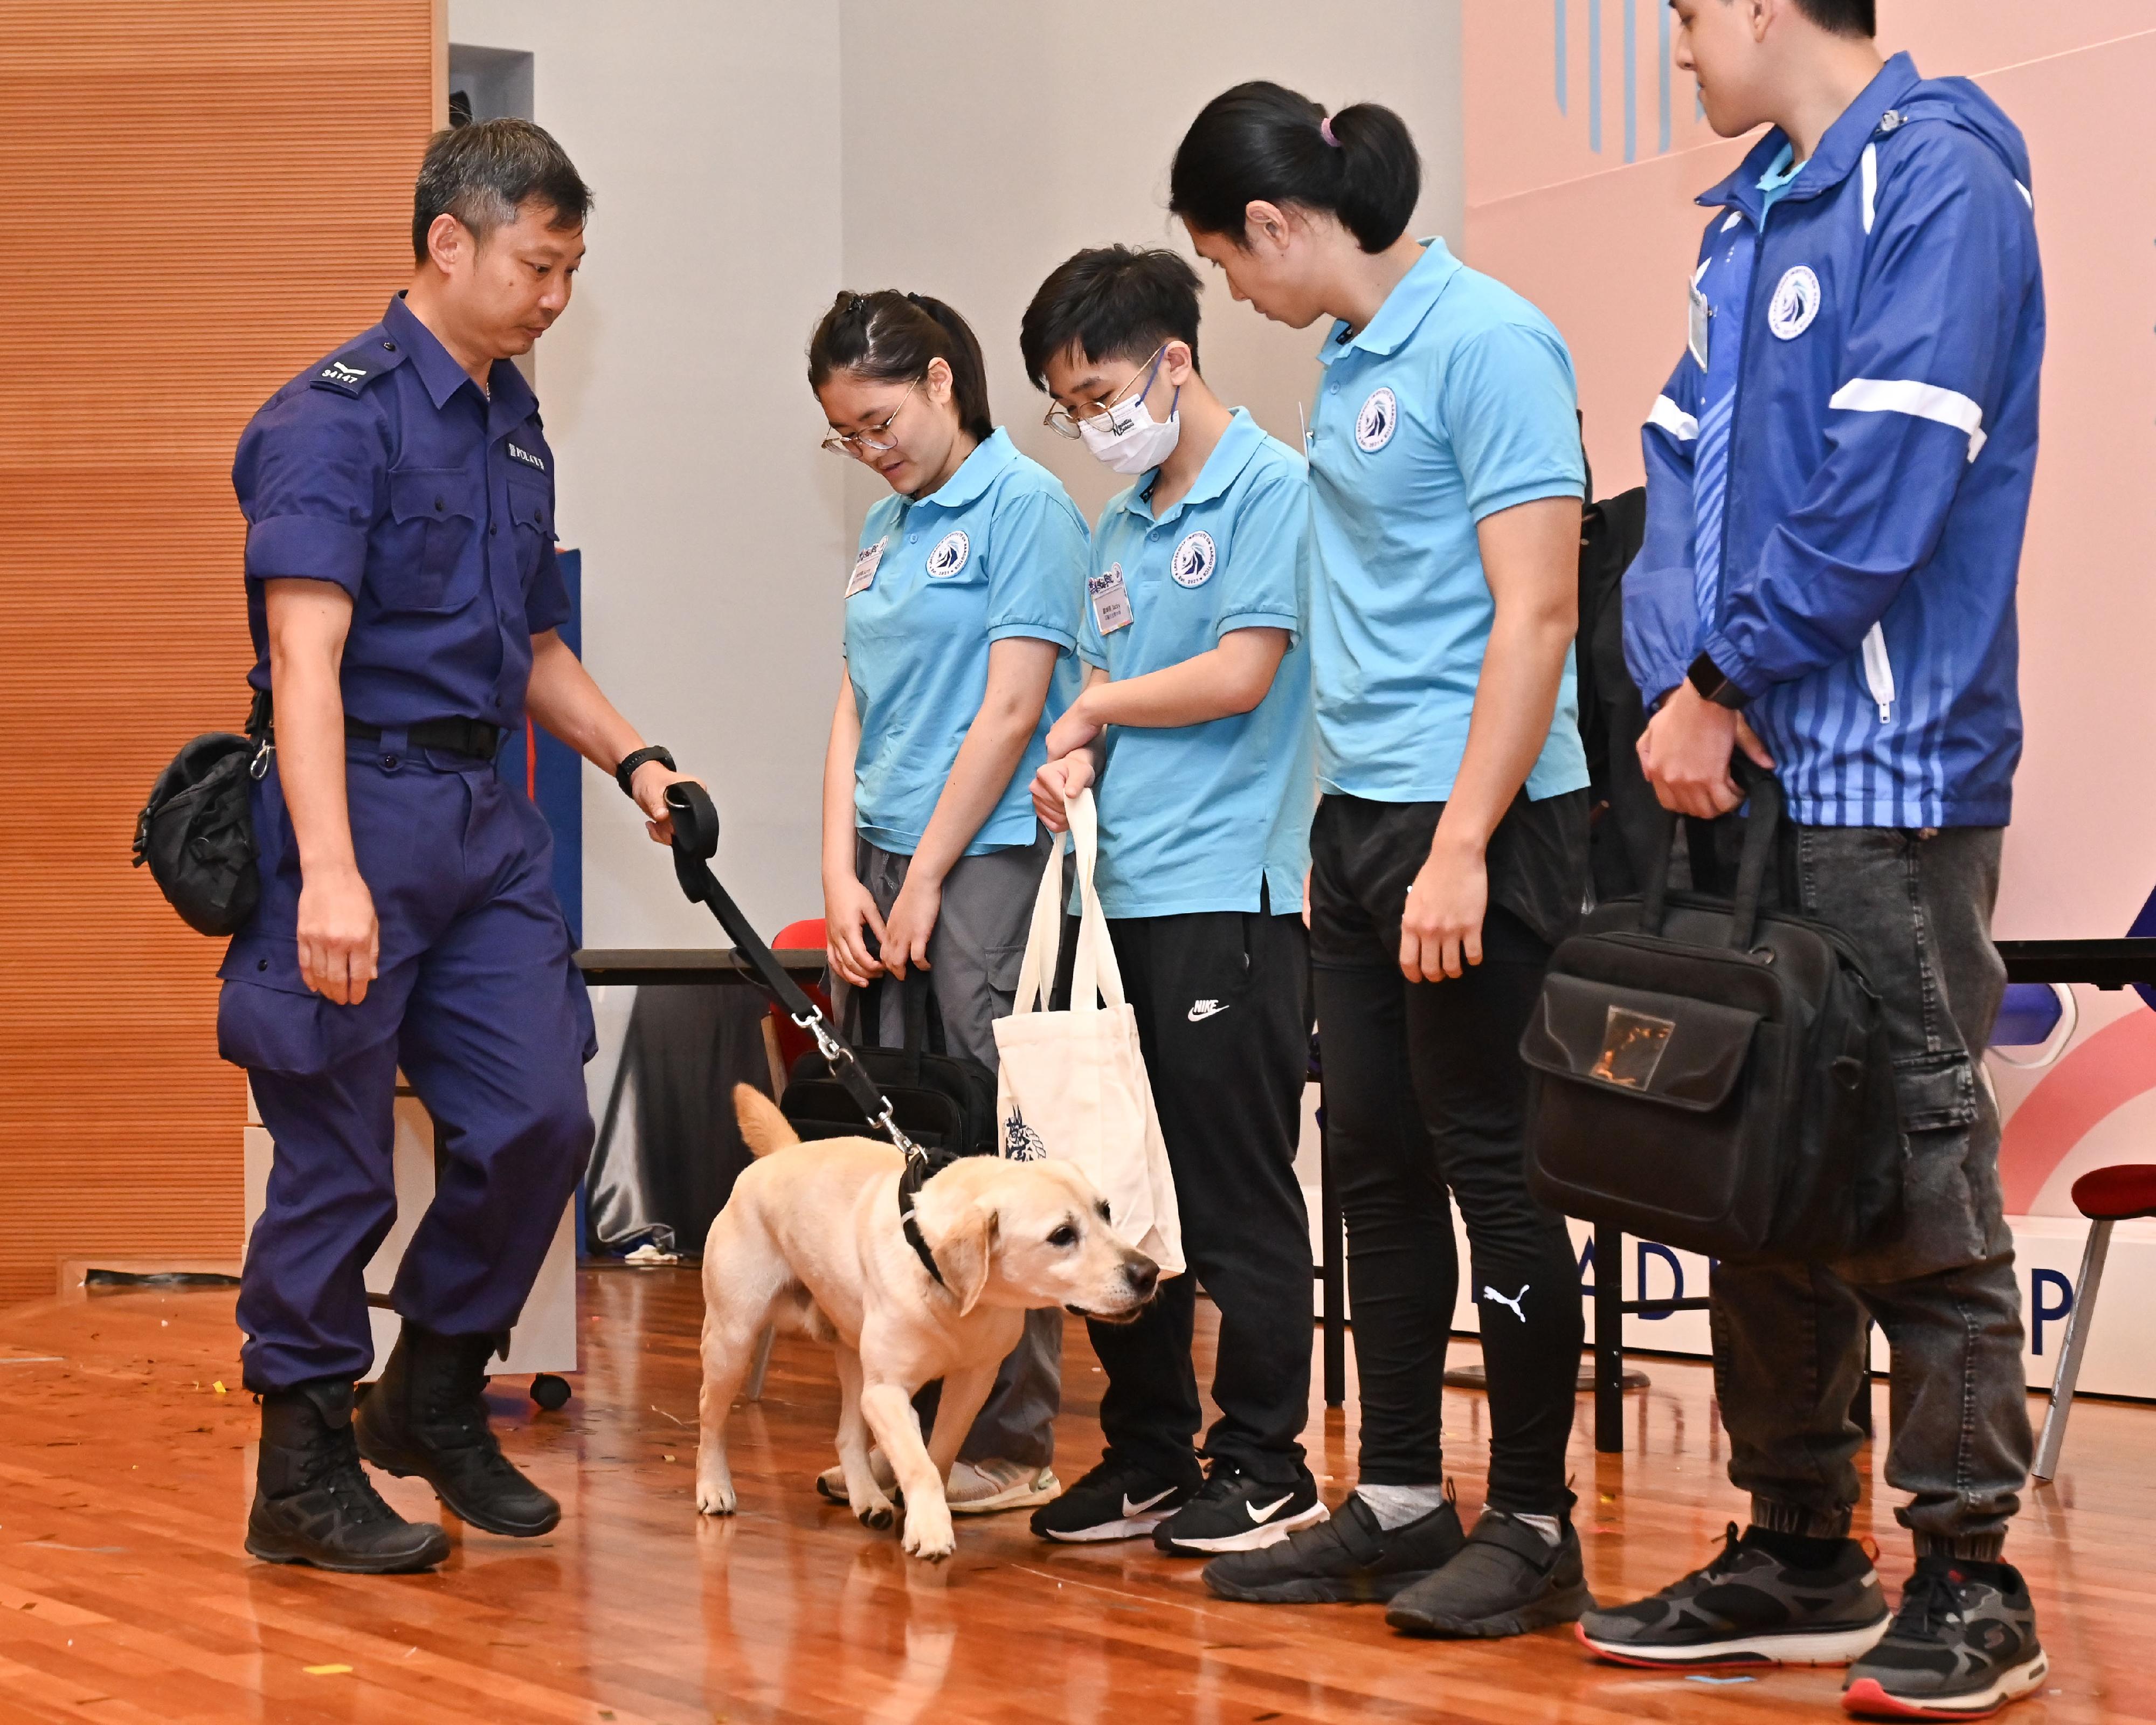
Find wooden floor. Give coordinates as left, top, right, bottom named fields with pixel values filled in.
left=0, top=1268, right=2145, bottom=1724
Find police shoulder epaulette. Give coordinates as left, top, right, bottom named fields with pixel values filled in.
left=308, top=331, right=410, bottom=398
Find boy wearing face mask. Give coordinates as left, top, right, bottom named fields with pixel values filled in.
left=1021, top=246, right=1321, bottom=1556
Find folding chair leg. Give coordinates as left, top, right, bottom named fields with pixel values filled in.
left=744, top=1323, right=777, bottom=1402
left=2033, top=1218, right=2112, bottom=1482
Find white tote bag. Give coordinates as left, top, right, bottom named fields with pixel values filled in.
left=992, top=790, right=1184, bottom=1276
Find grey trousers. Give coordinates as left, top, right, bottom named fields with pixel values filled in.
left=1713, top=824, right=2029, bottom=1561
left=831, top=829, right=1063, bottom=1468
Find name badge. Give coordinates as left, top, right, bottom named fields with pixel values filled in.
left=846, top=537, right=886, bottom=598
left=1088, top=564, right=1133, bottom=634
left=1688, top=284, right=1712, bottom=372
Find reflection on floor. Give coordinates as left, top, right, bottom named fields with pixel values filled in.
left=0, top=1265, right=2143, bottom=1723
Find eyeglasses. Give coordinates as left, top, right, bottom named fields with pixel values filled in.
left=1043, top=346, right=1166, bottom=439
left=821, top=378, right=918, bottom=456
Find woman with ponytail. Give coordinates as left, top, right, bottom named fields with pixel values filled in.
left=1170, top=84, right=1595, bottom=1639
left=804, top=289, right=1087, bottom=1513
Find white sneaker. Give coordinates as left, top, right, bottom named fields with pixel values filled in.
left=945, top=1458, right=1061, bottom=1515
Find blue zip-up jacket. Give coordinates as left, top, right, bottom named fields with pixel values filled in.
left=1624, top=53, right=2044, bottom=827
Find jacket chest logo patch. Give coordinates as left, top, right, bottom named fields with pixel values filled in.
left=925, top=529, right=970, bottom=578
left=1767, top=266, right=1822, bottom=340
left=1170, top=529, right=1217, bottom=588
left=1355, top=385, right=1399, bottom=452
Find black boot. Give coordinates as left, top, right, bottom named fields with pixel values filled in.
left=355, top=1323, right=560, bottom=1537
left=246, top=1378, right=451, bottom=1573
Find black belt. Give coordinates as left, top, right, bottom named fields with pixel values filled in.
left=247, top=689, right=503, bottom=762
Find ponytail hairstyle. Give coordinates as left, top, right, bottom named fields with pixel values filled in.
left=1170, top=81, right=1420, bottom=255
left=806, top=289, right=994, bottom=444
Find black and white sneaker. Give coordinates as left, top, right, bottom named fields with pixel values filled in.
left=1578, top=1523, right=1890, bottom=1668
left=1153, top=1466, right=1326, bottom=1556
left=1841, top=1558, right=2048, bottom=1719
left=1385, top=1510, right=1595, bottom=1639
left=1202, top=1489, right=1462, bottom=1601
left=1030, top=1458, right=1196, bottom=1543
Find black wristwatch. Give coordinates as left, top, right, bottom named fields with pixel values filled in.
left=1686, top=652, right=1749, bottom=710
left=615, top=744, right=676, bottom=797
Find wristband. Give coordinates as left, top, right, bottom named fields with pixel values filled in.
left=1685, top=653, right=1749, bottom=710
left=615, top=744, right=676, bottom=797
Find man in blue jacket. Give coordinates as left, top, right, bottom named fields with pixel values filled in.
left=1579, top=3, right=2049, bottom=1717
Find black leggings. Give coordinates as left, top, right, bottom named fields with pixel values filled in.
left=1310, top=795, right=1583, bottom=1514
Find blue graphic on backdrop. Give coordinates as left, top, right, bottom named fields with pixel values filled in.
left=1554, top=0, right=1681, bottom=163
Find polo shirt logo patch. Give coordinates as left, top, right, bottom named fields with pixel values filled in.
left=1170, top=530, right=1217, bottom=588
left=925, top=529, right=970, bottom=579
left=1355, top=386, right=1399, bottom=452
left=1768, top=266, right=1822, bottom=340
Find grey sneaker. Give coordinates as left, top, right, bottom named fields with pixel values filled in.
left=1385, top=1510, right=1594, bottom=1639
left=1841, top=1558, right=2048, bottom=1719
left=1579, top=1522, right=1889, bottom=1668
left=1202, top=1491, right=1464, bottom=1605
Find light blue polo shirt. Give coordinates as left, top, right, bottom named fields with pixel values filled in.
left=1079, top=408, right=1316, bottom=919
left=845, top=427, right=1086, bottom=855
left=1307, top=238, right=1589, bottom=803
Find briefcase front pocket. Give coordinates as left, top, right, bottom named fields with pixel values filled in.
left=1522, top=972, right=1788, bottom=1252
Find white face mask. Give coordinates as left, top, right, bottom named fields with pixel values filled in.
left=1077, top=355, right=1181, bottom=475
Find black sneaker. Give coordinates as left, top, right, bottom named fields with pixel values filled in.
left=1579, top=1522, right=1889, bottom=1668
left=1153, top=1466, right=1326, bottom=1556
left=1385, top=1510, right=1595, bottom=1638
left=1841, top=1558, right=2048, bottom=1719
left=1202, top=1489, right=1462, bottom=1603
left=1030, top=1457, right=1196, bottom=1543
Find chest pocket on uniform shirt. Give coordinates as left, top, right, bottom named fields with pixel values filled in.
left=507, top=474, right=553, bottom=588
left=385, top=467, right=484, bottom=612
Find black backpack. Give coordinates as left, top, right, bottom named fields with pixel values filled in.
left=1519, top=769, right=1903, bottom=1263
left=132, top=732, right=263, bottom=936
left=779, top=971, right=999, bottom=1167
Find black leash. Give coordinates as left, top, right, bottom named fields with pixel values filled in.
left=662, top=782, right=947, bottom=1288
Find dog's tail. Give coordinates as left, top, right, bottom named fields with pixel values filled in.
left=734, top=1084, right=800, bottom=1157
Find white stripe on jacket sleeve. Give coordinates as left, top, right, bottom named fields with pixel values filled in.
left=1861, top=144, right=1878, bottom=233
left=1647, top=395, right=1700, bottom=442
left=1827, top=377, right=1988, bottom=462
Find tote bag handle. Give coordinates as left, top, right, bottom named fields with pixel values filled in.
left=1010, top=788, right=1124, bottom=1017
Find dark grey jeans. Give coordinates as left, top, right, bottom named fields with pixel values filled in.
left=1713, top=824, right=2030, bottom=1561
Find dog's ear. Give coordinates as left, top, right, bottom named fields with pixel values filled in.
left=926, top=1202, right=997, bottom=1316
left=734, top=1084, right=798, bottom=1156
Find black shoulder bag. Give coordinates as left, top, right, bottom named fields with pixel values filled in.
left=1519, top=767, right=1903, bottom=1263
left=132, top=721, right=269, bottom=936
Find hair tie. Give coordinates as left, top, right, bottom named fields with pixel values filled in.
left=1319, top=115, right=1341, bottom=148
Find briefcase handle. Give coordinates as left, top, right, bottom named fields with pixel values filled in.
left=1641, top=756, right=1784, bottom=950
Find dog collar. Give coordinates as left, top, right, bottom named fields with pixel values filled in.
left=897, top=1155, right=948, bottom=1288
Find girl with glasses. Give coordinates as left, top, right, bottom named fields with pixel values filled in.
left=803, top=289, right=1088, bottom=1516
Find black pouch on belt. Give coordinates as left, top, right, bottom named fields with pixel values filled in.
left=133, top=726, right=265, bottom=937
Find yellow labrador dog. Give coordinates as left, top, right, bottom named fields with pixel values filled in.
left=698, top=1087, right=1158, bottom=1561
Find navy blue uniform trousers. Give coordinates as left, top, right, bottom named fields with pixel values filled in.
left=219, top=739, right=595, bottom=1393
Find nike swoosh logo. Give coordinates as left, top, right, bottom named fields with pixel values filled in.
left=1187, top=1001, right=1229, bottom=1022
left=1122, top=1487, right=1176, bottom=1516
left=1247, top=1493, right=1294, bottom=1523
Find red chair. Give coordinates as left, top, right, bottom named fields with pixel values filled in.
left=758, top=917, right=833, bottom=1091
left=2031, top=1164, right=2156, bottom=1480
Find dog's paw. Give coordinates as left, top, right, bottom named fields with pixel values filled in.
left=695, top=1478, right=737, bottom=1516
left=901, top=1503, right=955, bottom=1562
left=852, top=1492, right=896, bottom=1531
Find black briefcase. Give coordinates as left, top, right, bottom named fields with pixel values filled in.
left=1519, top=770, right=1902, bottom=1262
left=779, top=971, right=998, bottom=1165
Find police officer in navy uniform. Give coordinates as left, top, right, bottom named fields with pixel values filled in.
left=224, top=120, right=696, bottom=1572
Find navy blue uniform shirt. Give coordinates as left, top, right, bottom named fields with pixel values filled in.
left=232, top=293, right=571, bottom=728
